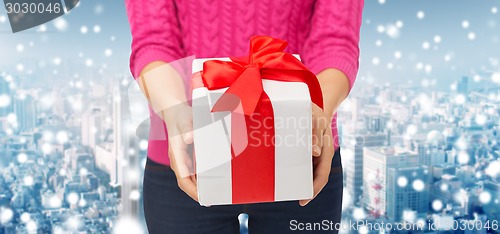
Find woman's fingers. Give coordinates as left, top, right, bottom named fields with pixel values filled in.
left=312, top=104, right=327, bottom=157
left=169, top=137, right=198, bottom=201
left=177, top=176, right=198, bottom=201
left=177, top=108, right=194, bottom=144
left=299, top=156, right=331, bottom=206
left=312, top=125, right=323, bottom=157
left=170, top=136, right=194, bottom=178
left=300, top=130, right=334, bottom=206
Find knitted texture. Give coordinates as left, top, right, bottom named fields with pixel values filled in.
left=125, top=0, right=364, bottom=165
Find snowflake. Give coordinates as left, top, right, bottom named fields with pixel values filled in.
left=424, top=64, right=432, bottom=73
left=20, top=212, right=31, bottom=223
left=462, top=20, right=470, bottom=29
left=352, top=207, right=366, bottom=220
left=372, top=57, right=380, bottom=65
left=112, top=216, right=145, bottom=234
left=42, top=143, right=52, bottom=154
left=377, top=25, right=385, bottom=33
left=24, top=176, right=34, bottom=186
left=105, top=49, right=112, bottom=57
left=6, top=113, right=17, bottom=123
left=475, top=114, right=487, bottom=125
left=95, top=4, right=104, bottom=14
left=67, top=216, right=80, bottom=230
left=16, top=63, right=24, bottom=72
left=85, top=59, right=93, bottom=67
left=479, top=191, right=491, bottom=204
left=440, top=183, right=449, bottom=191
left=432, top=200, right=443, bottom=211
left=434, top=35, right=442, bottom=43
left=412, top=179, right=425, bottom=192
left=457, top=151, right=470, bottom=164
left=386, top=24, right=400, bottom=38
left=406, top=124, right=418, bottom=135
left=397, top=176, right=408, bottom=187
left=0, top=15, right=6, bottom=23
left=468, top=32, right=476, bottom=40
left=375, top=40, right=383, bottom=47
left=49, top=196, right=62, bottom=208
left=26, top=220, right=37, bottom=233
left=394, top=51, right=402, bottom=59
left=56, top=131, right=69, bottom=144
left=67, top=192, right=79, bottom=205
left=422, top=41, right=430, bottom=50
left=129, top=190, right=140, bottom=201
left=403, top=210, right=416, bottom=223
left=485, top=161, right=500, bottom=178
left=17, top=153, right=28, bottom=163
left=358, top=226, right=369, bottom=234
left=53, top=18, right=68, bottom=31
left=396, top=20, right=404, bottom=28
left=93, top=25, right=101, bottom=33
left=17, top=44, right=24, bottom=52
left=38, top=24, right=47, bottom=32
left=491, top=72, right=500, bottom=83
left=454, top=94, right=466, bottom=104
left=139, top=140, right=148, bottom=150
left=53, top=57, right=62, bottom=65
left=416, top=11, right=425, bottom=19
left=79, top=199, right=87, bottom=207
left=79, top=168, right=88, bottom=176
left=0, top=207, right=14, bottom=224
left=493, top=7, right=498, bottom=14
left=0, top=94, right=11, bottom=108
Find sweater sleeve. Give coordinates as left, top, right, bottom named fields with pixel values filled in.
left=125, top=0, right=184, bottom=79
left=302, top=0, right=364, bottom=92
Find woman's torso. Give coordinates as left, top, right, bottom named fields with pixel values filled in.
left=146, top=0, right=342, bottom=166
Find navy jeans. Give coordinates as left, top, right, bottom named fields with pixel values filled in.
left=143, top=148, right=343, bottom=234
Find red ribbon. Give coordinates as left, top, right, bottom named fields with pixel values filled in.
left=200, top=36, right=323, bottom=204
left=202, top=36, right=323, bottom=115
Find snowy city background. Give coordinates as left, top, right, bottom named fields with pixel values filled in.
left=0, top=0, right=499, bottom=233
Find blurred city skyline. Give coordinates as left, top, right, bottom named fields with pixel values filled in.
left=0, top=0, right=499, bottom=233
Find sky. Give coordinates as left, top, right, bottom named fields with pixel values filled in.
left=0, top=0, right=499, bottom=92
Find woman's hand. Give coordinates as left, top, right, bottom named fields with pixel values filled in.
left=299, top=104, right=334, bottom=206
left=162, top=104, right=198, bottom=202
left=139, top=61, right=198, bottom=202
left=299, top=68, right=350, bottom=206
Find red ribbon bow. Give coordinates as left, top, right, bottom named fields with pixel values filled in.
left=201, top=36, right=323, bottom=115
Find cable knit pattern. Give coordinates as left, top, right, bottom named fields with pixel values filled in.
left=125, top=0, right=364, bottom=165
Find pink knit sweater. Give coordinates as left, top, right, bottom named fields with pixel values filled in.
left=125, top=0, right=363, bottom=166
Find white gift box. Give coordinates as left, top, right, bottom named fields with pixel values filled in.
left=191, top=56, right=313, bottom=206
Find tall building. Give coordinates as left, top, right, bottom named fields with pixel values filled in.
left=14, top=93, right=37, bottom=131
left=364, top=114, right=389, bottom=133
left=0, top=76, right=14, bottom=118
left=343, top=131, right=387, bottom=205
left=81, top=106, right=105, bottom=149
left=112, top=79, right=140, bottom=217
left=386, top=164, right=429, bottom=221
left=482, top=181, right=500, bottom=223
left=457, top=76, right=469, bottom=95
left=363, top=146, right=430, bottom=221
